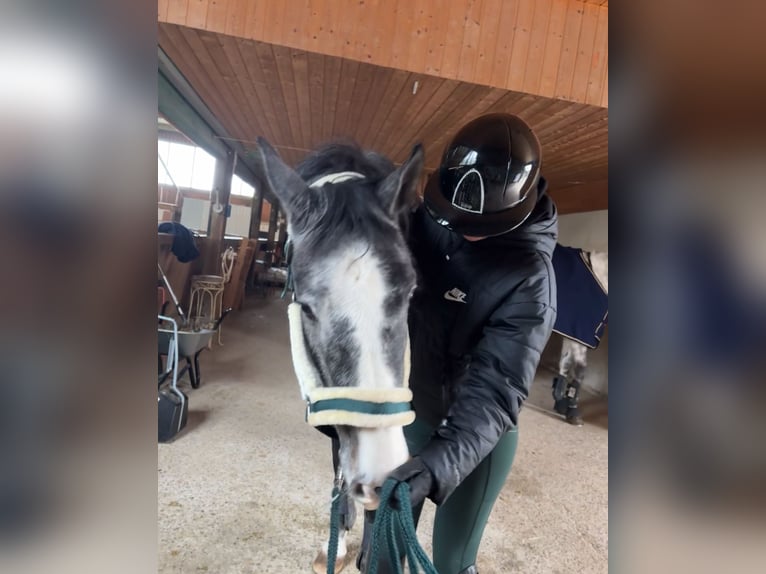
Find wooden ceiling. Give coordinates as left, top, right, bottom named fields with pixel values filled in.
left=159, top=22, right=608, bottom=213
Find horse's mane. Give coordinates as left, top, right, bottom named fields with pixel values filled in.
left=296, top=141, right=395, bottom=183
left=292, top=142, right=411, bottom=242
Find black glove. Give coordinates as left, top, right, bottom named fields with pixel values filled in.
left=384, top=457, right=435, bottom=509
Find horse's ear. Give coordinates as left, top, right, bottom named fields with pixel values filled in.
left=253, top=137, right=310, bottom=224
left=377, top=144, right=425, bottom=217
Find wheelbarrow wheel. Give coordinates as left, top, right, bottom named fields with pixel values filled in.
left=188, top=351, right=204, bottom=389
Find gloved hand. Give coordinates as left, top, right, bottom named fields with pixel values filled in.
left=384, top=457, right=435, bottom=509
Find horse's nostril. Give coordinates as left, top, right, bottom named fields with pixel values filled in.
left=352, top=483, right=366, bottom=498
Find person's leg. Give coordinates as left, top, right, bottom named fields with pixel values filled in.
left=431, top=430, right=519, bottom=574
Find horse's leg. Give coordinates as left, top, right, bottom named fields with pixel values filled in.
left=313, top=435, right=354, bottom=574
left=553, top=341, right=575, bottom=414
left=563, top=343, right=588, bottom=426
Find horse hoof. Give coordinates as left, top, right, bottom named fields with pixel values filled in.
left=312, top=550, right=347, bottom=574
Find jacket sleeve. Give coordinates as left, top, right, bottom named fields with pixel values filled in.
left=417, top=291, right=556, bottom=504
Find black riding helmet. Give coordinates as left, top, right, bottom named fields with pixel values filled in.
left=423, top=113, right=542, bottom=237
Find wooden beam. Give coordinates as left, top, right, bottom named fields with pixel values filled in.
left=248, top=187, right=264, bottom=240
left=549, top=179, right=608, bottom=214
left=265, top=203, right=280, bottom=267
left=204, top=150, right=236, bottom=273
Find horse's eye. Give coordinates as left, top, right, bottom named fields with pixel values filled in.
left=301, top=303, right=317, bottom=322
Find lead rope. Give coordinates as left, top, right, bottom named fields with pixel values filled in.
left=368, top=479, right=439, bottom=574
left=326, top=468, right=344, bottom=574
left=280, top=239, right=294, bottom=300
left=326, top=478, right=438, bottom=574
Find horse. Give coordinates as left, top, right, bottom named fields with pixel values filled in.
left=253, top=138, right=424, bottom=572
left=555, top=250, right=608, bottom=424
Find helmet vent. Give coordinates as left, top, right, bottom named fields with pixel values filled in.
left=451, top=168, right=485, bottom=214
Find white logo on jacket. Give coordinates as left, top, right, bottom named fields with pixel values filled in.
left=444, top=287, right=468, bottom=303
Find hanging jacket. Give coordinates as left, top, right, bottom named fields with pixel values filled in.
left=407, top=179, right=558, bottom=503
left=158, top=221, right=200, bottom=263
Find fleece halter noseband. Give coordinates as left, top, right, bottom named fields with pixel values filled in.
left=286, top=171, right=416, bottom=429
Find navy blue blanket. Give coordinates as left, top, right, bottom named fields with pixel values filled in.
left=552, top=244, right=608, bottom=349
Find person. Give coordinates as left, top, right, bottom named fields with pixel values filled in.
left=355, top=113, right=558, bottom=574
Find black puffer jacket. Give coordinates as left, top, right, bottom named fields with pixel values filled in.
left=407, top=180, right=558, bottom=503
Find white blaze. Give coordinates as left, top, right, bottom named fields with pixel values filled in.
left=328, top=244, right=410, bottom=487
left=328, top=244, right=397, bottom=390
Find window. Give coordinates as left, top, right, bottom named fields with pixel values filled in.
left=231, top=174, right=255, bottom=198
left=158, top=140, right=216, bottom=191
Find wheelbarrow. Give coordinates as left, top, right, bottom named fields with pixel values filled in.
left=158, top=308, right=231, bottom=389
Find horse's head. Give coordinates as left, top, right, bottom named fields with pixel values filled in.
left=255, top=139, right=424, bottom=509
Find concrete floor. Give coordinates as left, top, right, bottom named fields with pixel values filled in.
left=158, top=296, right=608, bottom=574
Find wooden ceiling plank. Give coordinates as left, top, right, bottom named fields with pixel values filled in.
left=384, top=76, right=448, bottom=161
left=546, top=146, right=609, bottom=176
left=271, top=43, right=305, bottom=146
left=534, top=103, right=599, bottom=137
left=406, top=0, right=432, bottom=74
left=441, top=0, right=470, bottom=80
left=271, top=0, right=289, bottom=48
left=355, top=66, right=396, bottom=145
left=174, top=26, right=243, bottom=137
left=554, top=0, right=585, bottom=99
left=224, top=0, right=247, bottom=38
left=545, top=120, right=608, bottom=156
left=539, top=0, right=569, bottom=98
left=586, top=6, right=609, bottom=106
left=158, top=0, right=169, bottom=21
left=369, top=0, right=396, bottom=68
left=331, top=58, right=360, bottom=139
left=247, top=0, right=268, bottom=42
left=205, top=0, right=228, bottom=33
left=236, top=38, right=282, bottom=143
left=198, top=32, right=262, bottom=139
left=457, top=0, right=484, bottom=85
left=389, top=79, right=461, bottom=163
left=185, top=0, right=208, bottom=29
left=515, top=95, right=566, bottom=129
left=522, top=99, right=577, bottom=138
left=219, top=35, right=271, bottom=140
left=538, top=107, right=606, bottom=144
left=321, top=54, right=343, bottom=143
left=571, top=2, right=600, bottom=104
left=255, top=41, right=296, bottom=146
left=424, top=0, right=451, bottom=76
left=361, top=69, right=410, bottom=149
left=507, top=0, right=535, bottom=92
left=343, top=60, right=377, bottom=142
left=370, top=71, right=422, bottom=153
left=240, top=38, right=289, bottom=145
left=319, top=0, right=341, bottom=56
left=491, top=0, right=521, bottom=88
left=307, top=51, right=326, bottom=147
left=522, top=0, right=553, bottom=96
left=165, top=0, right=188, bottom=24
left=291, top=50, right=313, bottom=148
left=390, top=0, right=416, bottom=72
left=473, top=0, right=503, bottom=86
